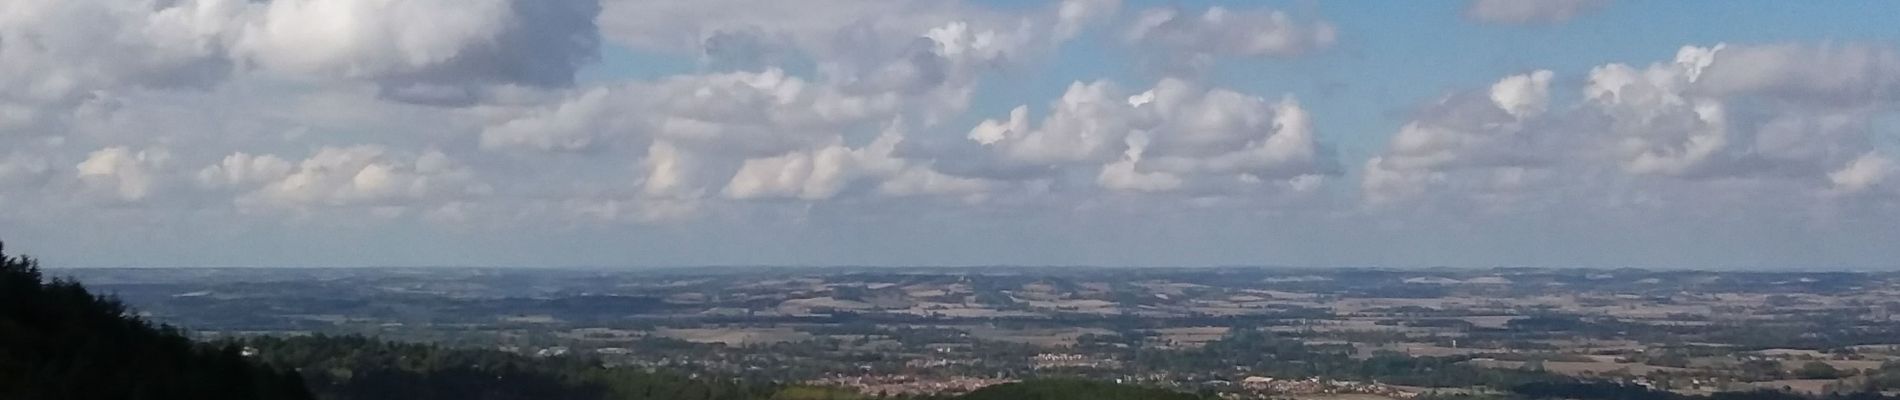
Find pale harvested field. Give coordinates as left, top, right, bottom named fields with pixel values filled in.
left=1284, top=395, right=1401, bottom=400
left=1022, top=299, right=1118, bottom=313
left=1154, top=326, right=1229, bottom=346
left=777, top=297, right=875, bottom=312
left=563, top=327, right=644, bottom=341
left=499, top=315, right=559, bottom=323
left=1758, top=349, right=1830, bottom=357
left=1536, top=339, right=1645, bottom=352
left=655, top=327, right=814, bottom=345
left=1268, top=318, right=1454, bottom=334
left=1468, top=359, right=1689, bottom=376
left=892, top=304, right=1044, bottom=318
left=1241, top=289, right=1321, bottom=300
left=1358, top=342, right=1485, bottom=358
left=1777, top=359, right=1886, bottom=371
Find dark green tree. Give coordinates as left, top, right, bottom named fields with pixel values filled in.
left=0, top=242, right=313, bottom=400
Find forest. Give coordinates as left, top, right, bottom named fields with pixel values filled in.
left=0, top=244, right=311, bottom=400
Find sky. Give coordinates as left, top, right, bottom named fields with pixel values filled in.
left=3, top=0, right=1899, bottom=269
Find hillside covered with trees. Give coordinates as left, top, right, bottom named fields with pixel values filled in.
left=0, top=243, right=312, bottom=400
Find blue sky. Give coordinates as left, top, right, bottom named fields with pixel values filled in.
left=3, top=0, right=1898, bottom=269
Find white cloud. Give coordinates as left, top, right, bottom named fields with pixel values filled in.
left=231, top=0, right=601, bottom=105
left=721, top=131, right=995, bottom=201
left=1585, top=46, right=1728, bottom=177
left=0, top=0, right=235, bottom=107
left=1098, top=142, right=1184, bottom=193
left=601, top=0, right=1112, bottom=57
left=1370, top=42, right=1900, bottom=213
left=726, top=135, right=892, bottom=200
left=1831, top=153, right=1893, bottom=194
left=479, top=87, right=619, bottom=152
left=75, top=146, right=172, bottom=202
left=1491, top=70, right=1555, bottom=118
left=232, top=0, right=512, bottom=78
left=1123, top=6, right=1335, bottom=73
left=1364, top=70, right=1561, bottom=206
left=1055, top=0, right=1122, bottom=41
left=0, top=0, right=600, bottom=114
left=1691, top=43, right=1900, bottom=106
left=968, top=81, right=1126, bottom=164
left=196, top=152, right=293, bottom=188
left=600, top=0, right=1112, bottom=102
left=969, top=78, right=1335, bottom=195
left=638, top=140, right=702, bottom=199
left=594, top=0, right=1123, bottom=140
left=0, top=0, right=237, bottom=141
left=480, top=62, right=1005, bottom=216
left=1465, top=0, right=1609, bottom=25
left=484, top=68, right=907, bottom=155
left=217, top=146, right=490, bottom=212
left=1584, top=44, right=1892, bottom=180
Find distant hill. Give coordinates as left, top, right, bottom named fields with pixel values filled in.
left=0, top=243, right=312, bottom=400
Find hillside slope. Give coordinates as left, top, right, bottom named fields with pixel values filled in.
left=0, top=243, right=312, bottom=400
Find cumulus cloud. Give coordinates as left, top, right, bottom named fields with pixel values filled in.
left=1690, top=43, right=1900, bottom=106
left=475, top=62, right=1008, bottom=224
left=1123, top=6, right=1336, bottom=73
left=232, top=0, right=601, bottom=105
left=1584, top=45, right=1730, bottom=177
left=461, top=0, right=1146, bottom=221
left=969, top=78, right=1336, bottom=195
left=75, top=147, right=172, bottom=202
left=1491, top=70, right=1556, bottom=118
left=1369, top=42, right=1900, bottom=212
left=0, top=0, right=600, bottom=113
left=1363, top=70, right=1562, bottom=206
left=1055, top=0, right=1122, bottom=41
left=0, top=0, right=236, bottom=137
left=599, top=0, right=1118, bottom=133
left=479, top=88, right=621, bottom=152
left=196, top=152, right=294, bottom=188
left=483, top=68, right=902, bottom=157
left=723, top=132, right=991, bottom=200
left=206, top=146, right=491, bottom=213
left=1584, top=44, right=1892, bottom=181
left=600, top=0, right=1113, bottom=97
left=1465, top=0, right=1609, bottom=25
left=0, top=0, right=234, bottom=105
left=602, top=0, right=1113, bottom=56
left=1831, top=153, right=1894, bottom=195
